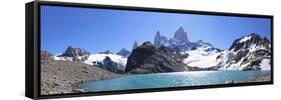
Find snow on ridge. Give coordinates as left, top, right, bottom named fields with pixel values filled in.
left=85, top=54, right=127, bottom=66
left=218, top=46, right=271, bottom=70
left=183, top=45, right=221, bottom=68
left=54, top=56, right=73, bottom=61
left=239, top=36, right=252, bottom=43
left=53, top=53, right=74, bottom=61
left=53, top=53, right=128, bottom=66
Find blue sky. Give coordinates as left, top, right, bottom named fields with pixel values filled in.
left=41, top=5, right=271, bottom=54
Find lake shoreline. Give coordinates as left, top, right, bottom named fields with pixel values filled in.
left=40, top=56, right=272, bottom=95
left=41, top=60, right=124, bottom=95
left=78, top=70, right=271, bottom=92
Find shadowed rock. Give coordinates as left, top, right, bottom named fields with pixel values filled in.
left=125, top=41, right=187, bottom=74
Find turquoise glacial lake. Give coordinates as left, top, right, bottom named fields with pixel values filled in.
left=80, top=71, right=270, bottom=92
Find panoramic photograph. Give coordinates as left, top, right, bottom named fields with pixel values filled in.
left=40, top=5, right=272, bottom=95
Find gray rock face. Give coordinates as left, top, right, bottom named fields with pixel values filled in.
left=94, top=56, right=125, bottom=73
left=154, top=31, right=169, bottom=48
left=152, top=27, right=197, bottom=51
left=58, top=46, right=90, bottom=61
left=132, top=41, right=138, bottom=50
left=116, top=48, right=131, bottom=57
left=154, top=31, right=162, bottom=48
left=154, top=31, right=161, bottom=48
left=125, top=41, right=187, bottom=74
left=173, top=27, right=189, bottom=43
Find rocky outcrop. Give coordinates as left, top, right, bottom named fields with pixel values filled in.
left=217, top=33, right=271, bottom=70
left=58, top=46, right=90, bottom=61
left=95, top=56, right=126, bottom=73
left=116, top=48, right=131, bottom=57
left=125, top=41, right=188, bottom=74
left=173, top=27, right=189, bottom=43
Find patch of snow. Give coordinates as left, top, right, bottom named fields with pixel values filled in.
left=85, top=54, right=127, bottom=66
left=53, top=54, right=74, bottom=61
left=239, top=36, right=251, bottom=43
left=53, top=54, right=89, bottom=61
left=183, top=46, right=221, bottom=68
left=53, top=53, right=128, bottom=67
left=259, top=59, right=271, bottom=70
left=248, top=44, right=257, bottom=52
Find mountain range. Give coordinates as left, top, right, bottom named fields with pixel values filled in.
left=44, top=27, right=271, bottom=74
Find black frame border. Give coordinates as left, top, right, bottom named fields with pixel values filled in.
left=30, top=1, right=273, bottom=99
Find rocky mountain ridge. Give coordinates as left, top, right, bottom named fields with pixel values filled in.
left=48, top=27, right=271, bottom=74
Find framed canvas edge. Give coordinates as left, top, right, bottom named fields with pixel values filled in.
left=26, top=1, right=274, bottom=99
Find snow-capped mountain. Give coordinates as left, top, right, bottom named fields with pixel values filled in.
left=53, top=47, right=128, bottom=73
left=217, top=33, right=271, bottom=70
left=153, top=27, right=271, bottom=71
left=169, top=27, right=191, bottom=51
left=183, top=40, right=222, bottom=68
left=174, top=26, right=190, bottom=43
left=153, top=27, right=223, bottom=68
left=154, top=27, right=194, bottom=51
left=84, top=52, right=127, bottom=73
left=52, top=28, right=271, bottom=73
left=54, top=46, right=90, bottom=61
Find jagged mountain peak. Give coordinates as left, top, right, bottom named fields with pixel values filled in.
left=156, top=31, right=160, bottom=36
left=58, top=46, right=90, bottom=61
left=174, top=27, right=189, bottom=43
left=132, top=41, right=138, bottom=50
left=142, top=41, right=154, bottom=48
left=152, top=27, right=222, bottom=52
left=218, top=33, right=271, bottom=70
left=99, top=50, right=113, bottom=54
left=116, top=48, right=131, bottom=57
left=229, top=33, right=270, bottom=52
left=65, top=46, right=90, bottom=56
left=154, top=31, right=169, bottom=48
left=154, top=31, right=161, bottom=48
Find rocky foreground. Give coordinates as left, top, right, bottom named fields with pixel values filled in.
left=41, top=59, right=122, bottom=95
left=248, top=72, right=271, bottom=82
left=224, top=72, right=271, bottom=84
